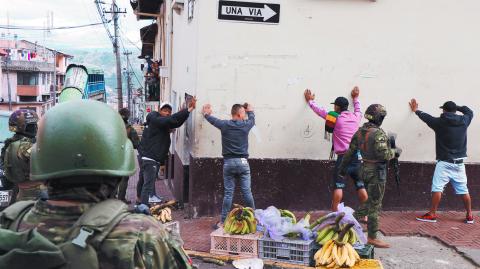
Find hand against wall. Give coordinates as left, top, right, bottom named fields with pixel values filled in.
left=304, top=89, right=315, bottom=102
left=188, top=96, right=197, bottom=112
left=409, top=98, right=418, bottom=112
left=203, top=104, right=212, bottom=116
left=351, top=86, right=360, bottom=99
left=244, top=103, right=254, bottom=112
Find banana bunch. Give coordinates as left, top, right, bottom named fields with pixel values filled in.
left=316, top=224, right=359, bottom=245
left=224, top=205, right=257, bottom=235
left=314, top=239, right=360, bottom=268
left=150, top=206, right=173, bottom=223
left=314, top=224, right=360, bottom=268
left=280, top=209, right=297, bottom=224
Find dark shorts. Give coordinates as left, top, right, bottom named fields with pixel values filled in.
left=332, top=153, right=364, bottom=190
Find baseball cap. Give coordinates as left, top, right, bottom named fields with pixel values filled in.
left=160, top=102, right=172, bottom=110
left=439, top=101, right=457, bottom=112
left=331, top=97, right=349, bottom=109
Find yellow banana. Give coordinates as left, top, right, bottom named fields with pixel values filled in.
left=339, top=245, right=349, bottom=266
left=332, top=244, right=341, bottom=265
left=326, top=260, right=336, bottom=268
left=349, top=243, right=360, bottom=261
left=314, top=247, right=324, bottom=262
left=345, top=254, right=352, bottom=267
left=321, top=241, right=334, bottom=265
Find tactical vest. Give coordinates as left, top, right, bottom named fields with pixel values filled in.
left=357, top=126, right=382, bottom=161
left=0, top=199, right=130, bottom=269
left=4, top=137, right=32, bottom=183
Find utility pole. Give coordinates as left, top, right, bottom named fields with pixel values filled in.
left=5, top=52, right=12, bottom=111
left=123, top=51, right=132, bottom=114
left=102, top=0, right=126, bottom=110
left=52, top=50, right=57, bottom=107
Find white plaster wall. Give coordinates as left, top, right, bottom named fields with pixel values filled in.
left=171, top=0, right=480, bottom=162
left=168, top=0, right=200, bottom=164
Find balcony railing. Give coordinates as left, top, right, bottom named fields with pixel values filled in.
left=17, top=85, right=40, bottom=96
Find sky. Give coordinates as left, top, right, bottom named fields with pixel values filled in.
left=0, top=0, right=152, bottom=52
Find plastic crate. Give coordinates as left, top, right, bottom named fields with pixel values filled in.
left=258, top=236, right=319, bottom=266
left=210, top=228, right=261, bottom=258
left=356, top=244, right=374, bottom=259
left=164, top=221, right=180, bottom=235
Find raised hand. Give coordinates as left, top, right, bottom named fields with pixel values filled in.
left=409, top=98, right=418, bottom=112
left=202, top=104, right=212, bottom=116
left=351, top=86, right=360, bottom=99
left=304, top=89, right=315, bottom=102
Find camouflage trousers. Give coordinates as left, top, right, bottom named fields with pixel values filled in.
left=354, top=164, right=386, bottom=239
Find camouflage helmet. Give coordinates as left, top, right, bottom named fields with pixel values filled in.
left=30, top=100, right=136, bottom=181
left=9, top=109, right=39, bottom=137
left=364, top=104, right=387, bottom=125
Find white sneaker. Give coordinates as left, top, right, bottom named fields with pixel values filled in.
left=148, top=195, right=163, bottom=203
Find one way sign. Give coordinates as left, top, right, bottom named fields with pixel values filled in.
left=218, top=1, right=280, bottom=24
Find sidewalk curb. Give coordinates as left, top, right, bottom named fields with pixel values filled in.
left=185, top=250, right=315, bottom=268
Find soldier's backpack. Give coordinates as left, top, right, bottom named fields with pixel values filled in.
left=0, top=199, right=130, bottom=269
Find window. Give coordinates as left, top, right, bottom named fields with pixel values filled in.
left=19, top=96, right=37, bottom=102
left=17, top=72, right=38, bottom=85
left=42, top=73, right=45, bottom=85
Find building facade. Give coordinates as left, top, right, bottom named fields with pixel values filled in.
left=0, top=39, right=72, bottom=115
left=132, top=0, right=480, bottom=215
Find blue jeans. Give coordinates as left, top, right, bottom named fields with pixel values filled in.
left=221, top=158, right=255, bottom=222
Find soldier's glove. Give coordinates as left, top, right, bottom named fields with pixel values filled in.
left=134, top=204, right=151, bottom=215
left=395, top=147, right=402, bottom=158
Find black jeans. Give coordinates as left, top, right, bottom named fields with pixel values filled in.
left=140, top=159, right=160, bottom=205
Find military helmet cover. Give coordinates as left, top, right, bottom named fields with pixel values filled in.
left=8, top=109, right=39, bottom=136
left=364, top=104, right=387, bottom=123
left=30, top=100, right=136, bottom=181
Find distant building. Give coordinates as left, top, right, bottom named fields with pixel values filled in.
left=0, top=39, right=73, bottom=115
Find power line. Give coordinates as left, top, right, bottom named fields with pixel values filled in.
left=0, top=22, right=107, bottom=30
left=119, top=36, right=143, bottom=88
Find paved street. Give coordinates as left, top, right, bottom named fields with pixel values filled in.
left=124, top=169, right=480, bottom=268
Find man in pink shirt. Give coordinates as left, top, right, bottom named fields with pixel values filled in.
left=304, top=87, right=367, bottom=212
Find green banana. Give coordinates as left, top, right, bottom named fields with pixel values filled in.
left=349, top=229, right=357, bottom=244
left=280, top=209, right=297, bottom=224
left=319, top=228, right=335, bottom=245
left=316, top=226, right=333, bottom=243
left=241, top=220, right=249, bottom=234
left=224, top=218, right=232, bottom=233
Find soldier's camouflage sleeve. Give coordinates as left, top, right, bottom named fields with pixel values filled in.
left=17, top=140, right=33, bottom=160
left=102, top=214, right=192, bottom=269
left=374, top=129, right=396, bottom=161
left=338, top=131, right=359, bottom=176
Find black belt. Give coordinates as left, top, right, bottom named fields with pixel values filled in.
left=441, top=159, right=464, bottom=164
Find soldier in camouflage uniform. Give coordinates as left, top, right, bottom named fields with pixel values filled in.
left=0, top=100, right=191, bottom=269
left=1, top=109, right=47, bottom=201
left=117, top=108, right=140, bottom=203
left=338, top=104, right=401, bottom=248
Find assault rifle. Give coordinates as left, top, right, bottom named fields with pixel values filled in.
left=389, top=133, right=401, bottom=191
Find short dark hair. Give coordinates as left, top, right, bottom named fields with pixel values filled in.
left=231, top=104, right=244, bottom=116
left=119, top=108, right=130, bottom=119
